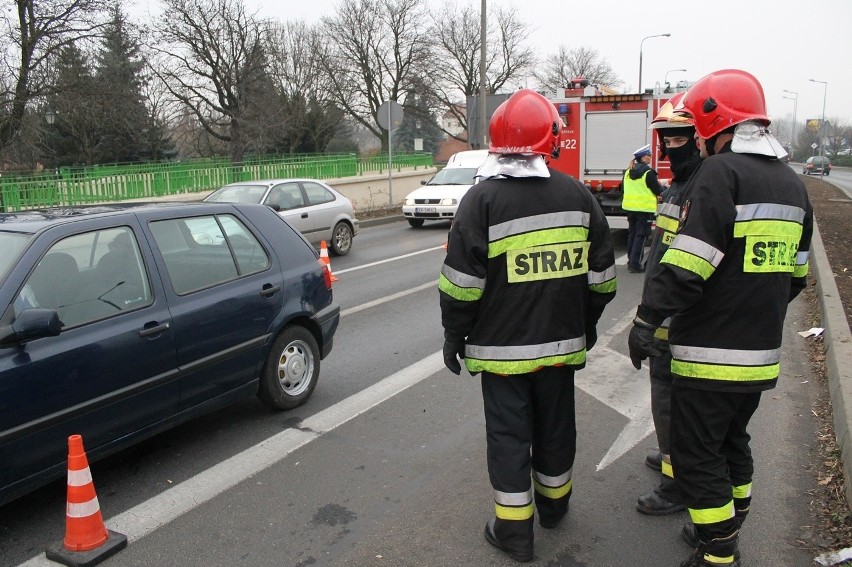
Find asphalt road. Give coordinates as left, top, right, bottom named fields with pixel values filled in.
left=1, top=219, right=820, bottom=567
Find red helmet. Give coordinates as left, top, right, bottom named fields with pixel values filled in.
left=650, top=92, right=693, bottom=129
left=489, top=89, right=561, bottom=158
left=680, top=69, right=769, bottom=139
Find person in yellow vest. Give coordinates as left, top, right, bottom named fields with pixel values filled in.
left=622, top=144, right=662, bottom=272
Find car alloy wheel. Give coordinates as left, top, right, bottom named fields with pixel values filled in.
left=330, top=222, right=353, bottom=256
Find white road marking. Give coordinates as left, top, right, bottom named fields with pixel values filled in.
left=334, top=246, right=446, bottom=275
left=17, top=353, right=446, bottom=567
left=341, top=281, right=436, bottom=317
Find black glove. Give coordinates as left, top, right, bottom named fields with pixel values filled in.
left=585, top=325, right=597, bottom=352
left=443, top=340, right=465, bottom=375
left=628, top=318, right=663, bottom=370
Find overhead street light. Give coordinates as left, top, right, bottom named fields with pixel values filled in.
left=809, top=79, right=828, bottom=166
left=782, top=89, right=798, bottom=150
left=664, top=68, right=686, bottom=91
left=638, top=33, right=670, bottom=94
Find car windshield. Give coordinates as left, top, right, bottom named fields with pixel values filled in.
left=207, top=185, right=267, bottom=204
left=427, top=167, right=478, bottom=186
left=0, top=232, right=31, bottom=283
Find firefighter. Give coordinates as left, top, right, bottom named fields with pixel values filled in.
left=439, top=89, right=616, bottom=562
left=636, top=92, right=703, bottom=516
left=622, top=144, right=663, bottom=272
left=627, top=69, right=813, bottom=566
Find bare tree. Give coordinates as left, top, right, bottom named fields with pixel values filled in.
left=148, top=0, right=269, bottom=163
left=318, top=0, right=432, bottom=151
left=534, top=46, right=622, bottom=94
left=0, top=0, right=110, bottom=154
left=428, top=3, right=535, bottom=142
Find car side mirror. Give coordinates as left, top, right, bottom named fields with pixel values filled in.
left=0, top=308, right=61, bottom=346
left=421, top=180, right=427, bottom=185
left=267, top=203, right=281, bottom=212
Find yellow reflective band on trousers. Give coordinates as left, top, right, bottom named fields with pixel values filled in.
left=689, top=499, right=735, bottom=525
left=438, top=273, right=483, bottom=302
left=489, top=227, right=589, bottom=259
left=732, top=482, right=752, bottom=499
left=533, top=477, right=573, bottom=500
left=495, top=502, right=535, bottom=521
left=507, top=242, right=590, bottom=283
left=704, top=553, right=736, bottom=564
left=466, top=352, right=586, bottom=375
left=661, top=248, right=715, bottom=280
left=671, top=360, right=780, bottom=382
left=661, top=459, right=674, bottom=479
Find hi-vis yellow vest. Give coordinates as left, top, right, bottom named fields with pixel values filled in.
left=622, top=170, right=657, bottom=213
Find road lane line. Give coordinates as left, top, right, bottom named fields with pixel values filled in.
left=335, top=246, right=446, bottom=275
left=17, top=352, right=446, bottom=567
left=340, top=281, right=436, bottom=317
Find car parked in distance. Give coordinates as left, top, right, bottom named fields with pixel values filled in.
left=402, top=150, right=488, bottom=227
left=204, top=179, right=359, bottom=255
left=0, top=202, right=339, bottom=506
left=803, top=155, right=831, bottom=175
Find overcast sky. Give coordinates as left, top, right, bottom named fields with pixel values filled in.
left=133, top=0, right=852, bottom=126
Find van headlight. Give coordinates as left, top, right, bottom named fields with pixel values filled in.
left=440, top=198, right=457, bottom=206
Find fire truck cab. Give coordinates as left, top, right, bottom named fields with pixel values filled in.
left=547, top=78, right=675, bottom=215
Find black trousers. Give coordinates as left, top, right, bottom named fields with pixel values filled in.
left=481, top=366, right=576, bottom=548
left=649, top=350, right=681, bottom=503
left=671, top=384, right=761, bottom=544
left=626, top=212, right=653, bottom=270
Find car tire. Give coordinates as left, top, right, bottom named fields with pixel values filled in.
left=257, top=326, right=320, bottom=410
left=330, top=222, right=353, bottom=256
left=407, top=219, right=425, bottom=228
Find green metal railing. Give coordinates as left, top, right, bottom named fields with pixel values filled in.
left=0, top=152, right=433, bottom=211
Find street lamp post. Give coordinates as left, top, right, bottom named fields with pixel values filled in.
left=809, top=79, right=828, bottom=170
left=782, top=89, right=798, bottom=156
left=479, top=0, right=487, bottom=149
left=44, top=110, right=58, bottom=177
left=638, top=33, right=671, bottom=94
left=664, top=68, right=686, bottom=92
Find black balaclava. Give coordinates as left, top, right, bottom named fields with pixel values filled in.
left=659, top=126, right=701, bottom=181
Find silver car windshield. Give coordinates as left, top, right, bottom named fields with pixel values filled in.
left=0, top=232, right=31, bottom=282
left=207, top=185, right=268, bottom=204
left=427, top=167, right=477, bottom=185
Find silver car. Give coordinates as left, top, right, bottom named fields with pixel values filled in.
left=205, top=179, right=359, bottom=255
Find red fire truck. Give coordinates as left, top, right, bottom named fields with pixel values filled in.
left=547, top=78, right=676, bottom=215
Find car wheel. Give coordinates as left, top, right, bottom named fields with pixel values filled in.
left=408, top=219, right=425, bottom=228
left=330, top=222, right=353, bottom=256
left=257, top=326, right=320, bottom=410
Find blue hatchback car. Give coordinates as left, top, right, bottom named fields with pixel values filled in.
left=0, top=202, right=339, bottom=506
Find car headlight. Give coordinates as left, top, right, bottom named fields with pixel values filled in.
left=440, top=198, right=457, bottom=206
left=405, top=198, right=415, bottom=205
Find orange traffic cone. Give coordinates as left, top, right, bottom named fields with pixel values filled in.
left=45, top=435, right=127, bottom=567
left=319, top=241, right=338, bottom=282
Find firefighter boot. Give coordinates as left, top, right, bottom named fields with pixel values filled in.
left=679, top=531, right=740, bottom=567
left=682, top=505, right=749, bottom=548
left=645, top=450, right=663, bottom=471
left=535, top=487, right=571, bottom=529
left=484, top=517, right=534, bottom=563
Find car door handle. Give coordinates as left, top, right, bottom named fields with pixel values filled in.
left=301, top=213, right=308, bottom=218
left=139, top=322, right=170, bottom=337
left=260, top=284, right=281, bottom=297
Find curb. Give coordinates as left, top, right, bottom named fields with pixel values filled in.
left=810, top=219, right=852, bottom=508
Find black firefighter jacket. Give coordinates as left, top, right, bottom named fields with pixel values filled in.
left=637, top=146, right=813, bottom=392
left=439, top=168, right=617, bottom=375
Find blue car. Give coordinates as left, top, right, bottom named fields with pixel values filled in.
left=0, top=202, right=339, bottom=506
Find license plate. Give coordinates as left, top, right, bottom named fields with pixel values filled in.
left=415, top=207, right=437, bottom=213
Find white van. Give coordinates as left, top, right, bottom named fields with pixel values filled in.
left=402, top=149, right=489, bottom=227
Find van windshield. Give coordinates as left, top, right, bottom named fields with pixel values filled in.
left=427, top=167, right=478, bottom=185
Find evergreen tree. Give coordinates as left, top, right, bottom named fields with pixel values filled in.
left=393, top=93, right=443, bottom=155
left=93, top=5, right=149, bottom=163
left=50, top=44, right=101, bottom=166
